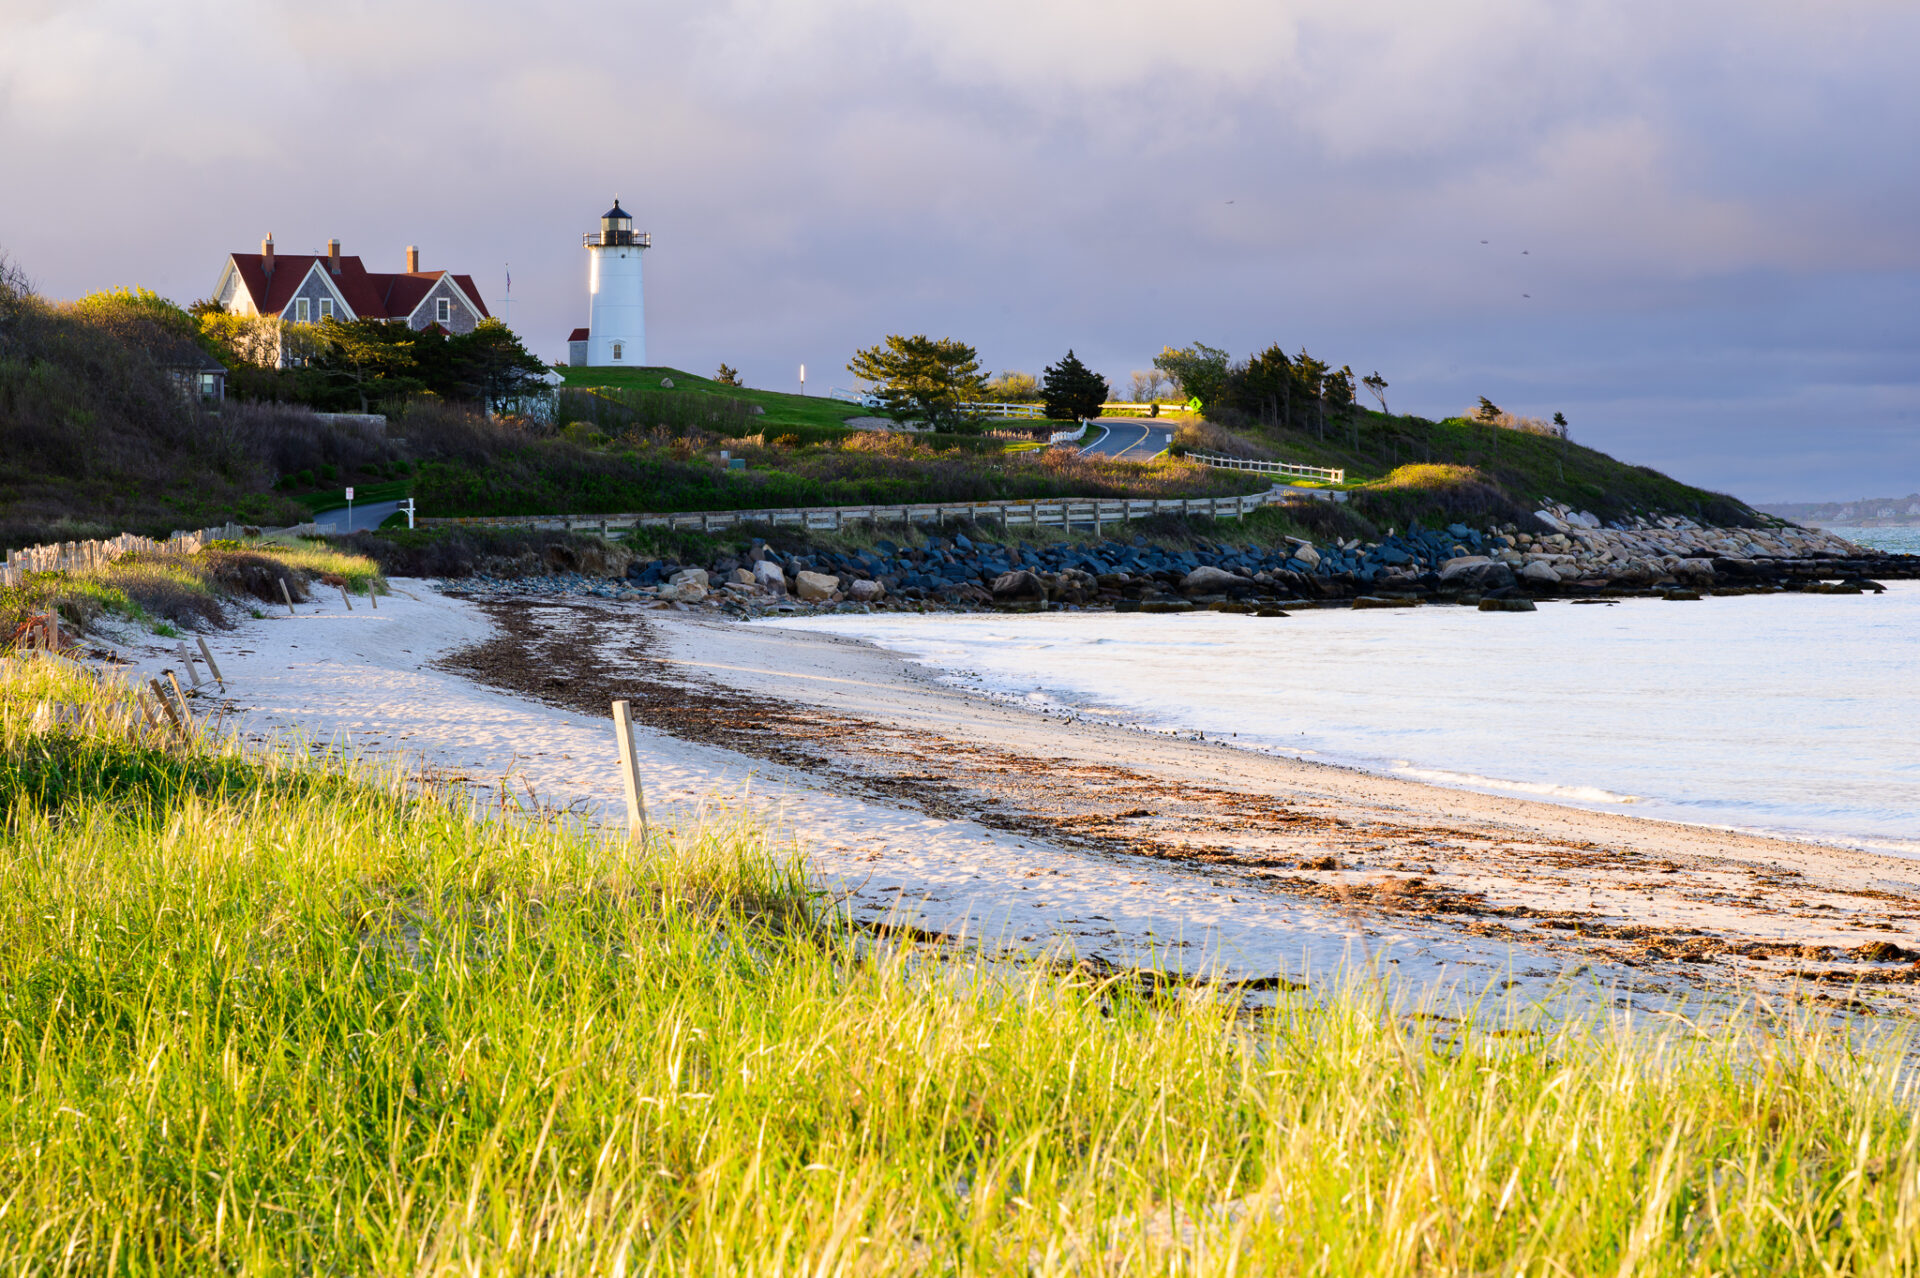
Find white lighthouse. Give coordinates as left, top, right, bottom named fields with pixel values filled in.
left=579, top=198, right=649, bottom=366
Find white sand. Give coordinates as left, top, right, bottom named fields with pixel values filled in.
left=109, top=585, right=1920, bottom=1013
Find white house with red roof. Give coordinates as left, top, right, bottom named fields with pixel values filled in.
left=209, top=236, right=490, bottom=365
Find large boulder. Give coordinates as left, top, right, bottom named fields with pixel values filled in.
left=1439, top=555, right=1516, bottom=592
left=795, top=570, right=839, bottom=601
left=1291, top=544, right=1322, bottom=571
left=656, top=580, right=708, bottom=603
left=850, top=578, right=886, bottom=602
left=668, top=567, right=709, bottom=590
left=991, top=569, right=1047, bottom=601
left=1180, top=565, right=1243, bottom=596
left=753, top=559, right=787, bottom=594
left=1519, top=560, right=1561, bottom=586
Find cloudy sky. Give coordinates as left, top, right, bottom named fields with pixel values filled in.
left=3, top=0, right=1915, bottom=501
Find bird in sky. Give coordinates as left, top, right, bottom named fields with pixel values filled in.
left=1480, top=239, right=1489, bottom=244
left=1523, top=293, right=1532, bottom=298
left=1522, top=250, right=1530, bottom=255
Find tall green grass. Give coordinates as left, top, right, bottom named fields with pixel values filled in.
left=1, top=659, right=1917, bottom=1273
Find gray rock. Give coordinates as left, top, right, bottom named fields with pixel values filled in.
left=1478, top=596, right=1537, bottom=612
left=1440, top=555, right=1517, bottom=592
left=668, top=567, right=709, bottom=589
left=1180, top=565, right=1243, bottom=595
left=1519, top=560, right=1561, bottom=585
left=991, top=569, right=1047, bottom=601
left=850, top=578, right=886, bottom=602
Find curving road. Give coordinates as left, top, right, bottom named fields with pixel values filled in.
left=1079, top=419, right=1172, bottom=460
left=310, top=498, right=405, bottom=533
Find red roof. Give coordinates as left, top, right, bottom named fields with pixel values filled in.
left=567, top=327, right=589, bottom=342
left=228, top=253, right=491, bottom=322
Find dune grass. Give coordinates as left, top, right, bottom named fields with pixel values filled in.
left=1, top=542, right=386, bottom=648
left=1, top=660, right=1918, bottom=1273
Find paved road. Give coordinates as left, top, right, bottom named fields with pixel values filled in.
left=310, top=499, right=405, bottom=532
left=1079, top=419, right=1173, bottom=460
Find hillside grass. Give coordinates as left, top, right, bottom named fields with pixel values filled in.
left=1180, top=409, right=1762, bottom=528
left=559, top=365, right=869, bottom=432
left=2, top=659, right=1918, bottom=1272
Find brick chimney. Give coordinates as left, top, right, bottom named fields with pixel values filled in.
left=261, top=233, right=275, bottom=280
left=405, top=245, right=419, bottom=273
left=327, top=238, right=341, bottom=275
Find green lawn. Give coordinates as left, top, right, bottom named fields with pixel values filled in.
left=558, top=365, right=870, bottom=433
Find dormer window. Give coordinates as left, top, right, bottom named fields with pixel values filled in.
left=436, top=297, right=451, bottom=324
left=295, top=298, right=310, bottom=323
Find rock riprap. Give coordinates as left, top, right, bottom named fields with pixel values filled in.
left=444, top=508, right=1916, bottom=613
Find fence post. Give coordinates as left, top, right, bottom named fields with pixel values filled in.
left=339, top=583, right=353, bottom=611
left=195, top=637, right=225, bottom=690
left=610, top=699, right=649, bottom=842
left=278, top=579, right=297, bottom=615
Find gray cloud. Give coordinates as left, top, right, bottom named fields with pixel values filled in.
left=2, top=0, right=1914, bottom=500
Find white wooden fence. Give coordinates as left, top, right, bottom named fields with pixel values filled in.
left=1048, top=420, right=1090, bottom=445
left=1, top=522, right=256, bottom=589
left=420, top=481, right=1349, bottom=538
left=1184, top=451, right=1345, bottom=484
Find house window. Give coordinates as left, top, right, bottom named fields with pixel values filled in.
left=319, top=298, right=333, bottom=320
left=612, top=342, right=624, bottom=361
left=295, top=298, right=310, bottom=323
left=436, top=297, right=451, bottom=324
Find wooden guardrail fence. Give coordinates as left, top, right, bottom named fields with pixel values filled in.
left=420, top=482, right=1346, bottom=538
left=1184, top=452, right=1346, bottom=483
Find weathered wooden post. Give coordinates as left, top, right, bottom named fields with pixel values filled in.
left=339, top=583, right=353, bottom=611
left=610, top=699, right=648, bottom=841
left=278, top=579, right=296, bottom=615
left=195, top=637, right=225, bottom=690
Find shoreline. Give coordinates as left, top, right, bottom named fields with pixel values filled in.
left=105, top=580, right=1920, bottom=1014
left=444, top=590, right=1920, bottom=1012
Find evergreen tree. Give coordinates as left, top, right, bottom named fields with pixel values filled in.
left=846, top=334, right=987, bottom=429
left=715, top=363, right=742, bottom=386
left=1040, top=349, right=1108, bottom=421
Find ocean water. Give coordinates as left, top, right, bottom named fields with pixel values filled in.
left=1828, top=525, right=1920, bottom=555
left=767, top=583, right=1920, bottom=855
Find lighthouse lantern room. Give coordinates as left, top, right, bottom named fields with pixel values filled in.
left=580, top=198, right=649, bottom=366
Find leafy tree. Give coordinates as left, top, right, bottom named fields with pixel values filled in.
left=446, top=319, right=551, bottom=414
left=985, top=370, right=1041, bottom=402
left=199, top=311, right=287, bottom=368
left=69, top=286, right=198, bottom=344
left=1153, top=342, right=1230, bottom=408
left=715, top=363, right=741, bottom=386
left=1040, top=349, right=1109, bottom=421
left=313, top=317, right=423, bottom=413
left=1552, top=410, right=1568, bottom=438
left=1476, top=396, right=1501, bottom=424
left=1362, top=371, right=1389, bottom=414
left=846, top=334, right=987, bottom=429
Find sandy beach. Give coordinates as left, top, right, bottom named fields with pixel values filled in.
left=117, top=583, right=1920, bottom=1014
